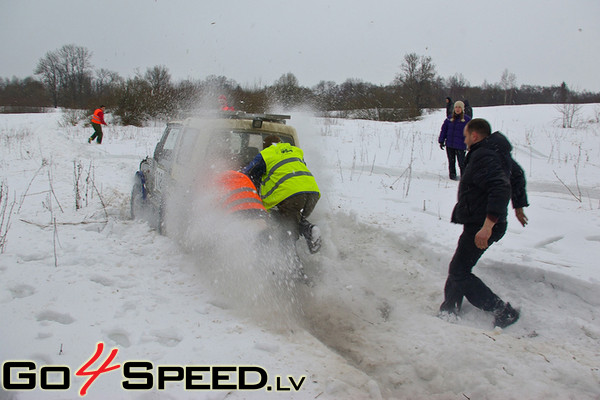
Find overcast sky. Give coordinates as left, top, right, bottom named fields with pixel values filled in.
left=2, top=0, right=599, bottom=92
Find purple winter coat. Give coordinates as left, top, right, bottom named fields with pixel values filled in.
left=439, top=114, right=471, bottom=150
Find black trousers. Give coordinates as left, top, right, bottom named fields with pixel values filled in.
left=272, top=192, right=319, bottom=239
left=441, top=223, right=507, bottom=313
left=446, top=147, right=466, bottom=178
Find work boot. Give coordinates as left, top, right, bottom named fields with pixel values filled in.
left=494, top=302, right=520, bottom=328
left=306, top=225, right=321, bottom=254
left=439, top=298, right=462, bottom=315
left=299, top=218, right=321, bottom=254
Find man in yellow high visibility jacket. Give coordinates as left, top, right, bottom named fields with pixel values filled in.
left=242, top=135, right=321, bottom=253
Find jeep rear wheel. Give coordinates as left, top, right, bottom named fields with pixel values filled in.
left=130, top=179, right=146, bottom=220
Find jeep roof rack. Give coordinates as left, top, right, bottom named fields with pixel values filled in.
left=177, top=110, right=291, bottom=125
left=221, top=110, right=291, bottom=124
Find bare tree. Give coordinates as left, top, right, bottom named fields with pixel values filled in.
left=312, top=80, right=340, bottom=111
left=202, top=74, right=239, bottom=105
left=144, top=65, right=173, bottom=118
left=394, top=53, right=437, bottom=117
left=500, top=69, right=517, bottom=105
left=446, top=73, right=470, bottom=99
left=268, top=72, right=304, bottom=109
left=58, top=44, right=93, bottom=106
left=114, top=75, right=151, bottom=125
left=145, top=65, right=171, bottom=94
left=555, top=103, right=582, bottom=128
left=338, top=78, right=376, bottom=111
left=35, top=50, right=61, bottom=107
left=35, top=44, right=94, bottom=107
left=94, top=68, right=123, bottom=99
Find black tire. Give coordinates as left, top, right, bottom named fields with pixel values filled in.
left=130, top=180, right=146, bottom=220
left=157, top=199, right=166, bottom=235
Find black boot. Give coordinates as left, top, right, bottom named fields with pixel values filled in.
left=299, top=219, right=321, bottom=254
left=494, top=302, right=520, bottom=328
left=439, top=297, right=463, bottom=315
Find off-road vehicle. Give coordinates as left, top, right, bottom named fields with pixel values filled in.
left=130, top=111, right=299, bottom=232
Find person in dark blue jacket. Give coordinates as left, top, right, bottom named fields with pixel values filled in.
left=439, top=118, right=529, bottom=328
left=439, top=101, right=471, bottom=180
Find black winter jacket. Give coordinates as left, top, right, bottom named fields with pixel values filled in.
left=451, top=132, right=528, bottom=225
left=488, top=131, right=529, bottom=209
left=446, top=97, right=453, bottom=118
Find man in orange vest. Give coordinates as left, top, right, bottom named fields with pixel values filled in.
left=214, top=170, right=266, bottom=218
left=218, top=95, right=235, bottom=111
left=88, top=105, right=107, bottom=144
left=209, top=169, right=271, bottom=243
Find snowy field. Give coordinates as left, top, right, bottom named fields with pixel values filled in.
left=0, top=104, right=599, bottom=399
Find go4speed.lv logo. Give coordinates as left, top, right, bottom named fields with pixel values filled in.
left=2, top=342, right=306, bottom=396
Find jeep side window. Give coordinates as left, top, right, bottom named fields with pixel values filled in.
left=154, top=125, right=182, bottom=166
left=176, top=127, right=200, bottom=165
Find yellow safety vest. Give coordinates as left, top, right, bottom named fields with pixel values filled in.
left=260, top=143, right=320, bottom=210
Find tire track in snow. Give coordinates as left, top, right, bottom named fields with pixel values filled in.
left=295, top=212, right=600, bottom=399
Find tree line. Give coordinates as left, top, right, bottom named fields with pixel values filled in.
left=1, top=44, right=599, bottom=125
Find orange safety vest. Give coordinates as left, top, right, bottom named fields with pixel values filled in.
left=215, top=170, right=265, bottom=213
left=91, top=108, right=104, bottom=125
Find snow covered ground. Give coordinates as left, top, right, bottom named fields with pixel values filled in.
left=0, top=104, right=599, bottom=400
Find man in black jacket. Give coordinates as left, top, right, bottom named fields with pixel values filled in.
left=440, top=118, right=529, bottom=328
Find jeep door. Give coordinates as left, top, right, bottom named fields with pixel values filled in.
left=152, top=123, right=183, bottom=199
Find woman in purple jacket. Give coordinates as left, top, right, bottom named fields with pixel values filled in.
left=439, top=100, right=471, bottom=180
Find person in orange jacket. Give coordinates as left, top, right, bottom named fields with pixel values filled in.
left=88, top=105, right=107, bottom=144
left=209, top=169, right=271, bottom=243
left=218, top=95, right=235, bottom=111
left=214, top=169, right=266, bottom=218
